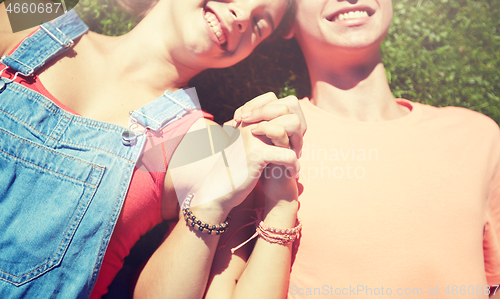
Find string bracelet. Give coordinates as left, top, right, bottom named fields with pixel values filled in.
left=182, top=193, right=231, bottom=235
left=256, top=218, right=302, bottom=245
left=230, top=210, right=302, bottom=253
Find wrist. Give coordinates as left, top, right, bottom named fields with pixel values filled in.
left=188, top=201, right=231, bottom=224
left=263, top=199, right=298, bottom=228
left=181, top=194, right=232, bottom=236
left=184, top=193, right=232, bottom=224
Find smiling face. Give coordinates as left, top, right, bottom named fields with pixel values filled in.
left=292, top=0, right=392, bottom=59
left=166, top=0, right=289, bottom=70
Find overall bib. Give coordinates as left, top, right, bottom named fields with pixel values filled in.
left=0, top=10, right=200, bottom=298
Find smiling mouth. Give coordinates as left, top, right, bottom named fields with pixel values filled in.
left=204, top=10, right=228, bottom=47
left=328, top=10, right=373, bottom=22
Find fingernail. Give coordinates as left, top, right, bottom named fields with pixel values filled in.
left=234, top=110, right=242, bottom=122
left=241, top=111, right=252, bottom=119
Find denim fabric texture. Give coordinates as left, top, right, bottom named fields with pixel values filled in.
left=0, top=10, right=199, bottom=298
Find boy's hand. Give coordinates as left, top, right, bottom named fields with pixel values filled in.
left=225, top=92, right=306, bottom=205
left=230, top=92, right=306, bottom=158
left=189, top=93, right=305, bottom=214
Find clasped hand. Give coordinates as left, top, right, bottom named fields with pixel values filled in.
left=189, top=92, right=306, bottom=213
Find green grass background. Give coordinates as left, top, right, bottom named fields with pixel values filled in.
left=1, top=1, right=498, bottom=294
left=3, top=0, right=500, bottom=125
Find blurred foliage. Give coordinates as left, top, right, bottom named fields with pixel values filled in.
left=74, top=0, right=136, bottom=36
left=11, top=0, right=497, bottom=124
left=383, top=0, right=500, bottom=125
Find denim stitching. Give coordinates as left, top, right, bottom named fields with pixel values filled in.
left=0, top=127, right=104, bottom=173
left=0, top=170, right=101, bottom=283
left=0, top=109, right=134, bottom=162
left=0, top=149, right=97, bottom=186
left=5, top=82, right=124, bottom=133
left=2, top=57, right=33, bottom=75
left=86, top=163, right=131, bottom=298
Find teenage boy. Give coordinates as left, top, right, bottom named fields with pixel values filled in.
left=287, top=0, right=500, bottom=298
left=212, top=0, right=500, bottom=298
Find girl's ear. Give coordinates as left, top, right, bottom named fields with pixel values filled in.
left=282, top=28, right=295, bottom=39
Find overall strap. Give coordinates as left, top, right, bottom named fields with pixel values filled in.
left=122, top=87, right=202, bottom=146
left=0, top=9, right=88, bottom=76
left=131, top=88, right=201, bottom=131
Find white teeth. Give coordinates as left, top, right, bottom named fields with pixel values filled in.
left=205, top=11, right=227, bottom=45
left=333, top=10, right=369, bottom=22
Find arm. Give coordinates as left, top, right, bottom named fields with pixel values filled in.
left=0, top=2, right=13, bottom=35
left=134, top=118, right=235, bottom=299
left=0, top=3, right=42, bottom=58
left=206, top=95, right=307, bottom=299
left=206, top=170, right=298, bottom=299
left=1, top=1, right=63, bottom=56
left=134, top=195, right=231, bottom=299
left=135, top=95, right=305, bottom=299
left=233, top=164, right=298, bottom=299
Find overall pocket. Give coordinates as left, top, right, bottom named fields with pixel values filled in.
left=0, top=128, right=104, bottom=286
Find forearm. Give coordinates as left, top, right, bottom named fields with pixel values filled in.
left=134, top=203, right=229, bottom=299
left=232, top=200, right=299, bottom=299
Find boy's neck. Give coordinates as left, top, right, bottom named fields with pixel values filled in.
left=305, top=50, right=410, bottom=122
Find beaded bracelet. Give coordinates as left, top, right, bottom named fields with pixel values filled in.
left=256, top=218, right=302, bottom=245
left=182, top=194, right=231, bottom=235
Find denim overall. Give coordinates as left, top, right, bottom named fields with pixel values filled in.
left=0, top=10, right=200, bottom=298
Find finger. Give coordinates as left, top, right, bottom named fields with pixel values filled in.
left=263, top=114, right=303, bottom=158
left=240, top=104, right=290, bottom=124
left=241, top=95, right=300, bottom=122
left=233, top=106, right=243, bottom=123
left=224, top=119, right=237, bottom=127
left=241, top=95, right=307, bottom=157
left=251, top=121, right=290, bottom=148
left=224, top=119, right=240, bottom=130
left=258, top=145, right=300, bottom=178
left=234, top=92, right=278, bottom=122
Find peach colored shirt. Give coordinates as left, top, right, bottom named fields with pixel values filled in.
left=289, top=98, right=500, bottom=298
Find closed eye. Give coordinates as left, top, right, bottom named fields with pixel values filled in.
left=253, top=17, right=263, bottom=37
